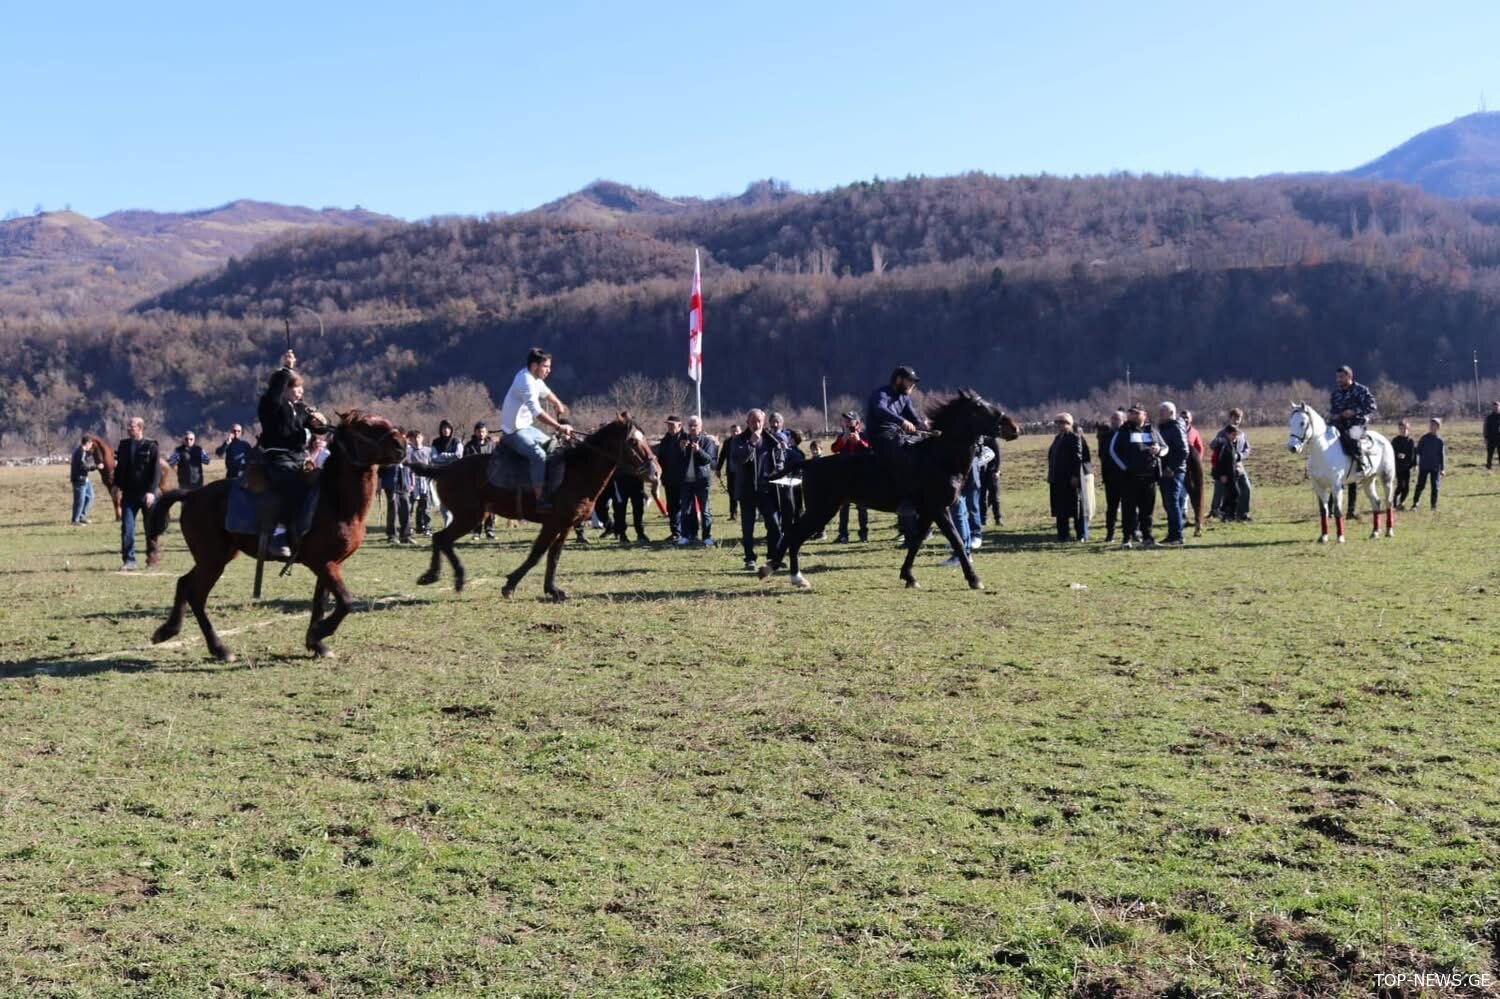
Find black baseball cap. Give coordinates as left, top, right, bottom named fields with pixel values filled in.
left=892, top=365, right=919, bottom=383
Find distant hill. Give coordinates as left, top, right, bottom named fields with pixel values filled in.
left=0, top=200, right=393, bottom=323
left=535, top=179, right=800, bottom=226
left=1346, top=112, right=1500, bottom=198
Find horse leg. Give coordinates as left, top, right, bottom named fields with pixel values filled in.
left=1316, top=492, right=1329, bottom=543
left=1332, top=482, right=1346, bottom=543
left=1366, top=478, right=1381, bottom=540
left=152, top=570, right=194, bottom=644
left=307, top=563, right=352, bottom=658
left=542, top=535, right=568, bottom=602
left=1385, top=476, right=1396, bottom=537
left=503, top=525, right=557, bottom=599
left=933, top=506, right=982, bottom=590
left=421, top=507, right=477, bottom=592
left=183, top=558, right=233, bottom=661
left=900, top=517, right=930, bottom=589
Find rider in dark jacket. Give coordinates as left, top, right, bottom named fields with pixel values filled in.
left=257, top=368, right=326, bottom=536
left=865, top=365, right=926, bottom=457
left=1328, top=365, right=1377, bottom=468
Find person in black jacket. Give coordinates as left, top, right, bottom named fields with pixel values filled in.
left=1095, top=410, right=1125, bottom=542
left=1211, top=425, right=1244, bottom=519
left=257, top=368, right=327, bottom=544
left=1411, top=418, right=1446, bottom=510
left=1154, top=402, right=1190, bottom=546
left=432, top=419, right=461, bottom=461
left=729, top=409, right=785, bottom=571
left=168, top=431, right=212, bottom=490
left=1390, top=420, right=1416, bottom=509
left=714, top=423, right=741, bottom=520
left=215, top=423, right=252, bottom=481
left=1485, top=402, right=1500, bottom=471
left=115, top=417, right=160, bottom=570
left=655, top=415, right=686, bottom=540
left=463, top=422, right=495, bottom=538
left=675, top=414, right=718, bottom=546
left=1047, top=413, right=1091, bottom=541
left=1108, top=406, right=1162, bottom=549
left=70, top=434, right=98, bottom=525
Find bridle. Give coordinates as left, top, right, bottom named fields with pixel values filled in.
left=335, top=418, right=405, bottom=468
left=566, top=426, right=656, bottom=478
left=1288, top=406, right=1314, bottom=450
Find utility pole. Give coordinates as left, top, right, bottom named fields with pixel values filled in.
left=821, top=376, right=829, bottom=434
left=1475, top=350, right=1482, bottom=417
left=1125, top=364, right=1133, bottom=405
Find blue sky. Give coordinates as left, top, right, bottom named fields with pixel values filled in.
left=3, top=0, right=1497, bottom=220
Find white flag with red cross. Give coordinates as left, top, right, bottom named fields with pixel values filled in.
left=688, top=250, right=703, bottom=382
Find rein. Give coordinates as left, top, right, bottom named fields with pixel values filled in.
left=564, top=428, right=652, bottom=476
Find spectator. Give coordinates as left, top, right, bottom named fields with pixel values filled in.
left=464, top=421, right=495, bottom=538
left=675, top=415, right=718, bottom=547
left=380, top=445, right=414, bottom=544
left=1181, top=408, right=1204, bottom=521
left=1485, top=402, right=1500, bottom=471
left=1096, top=411, right=1126, bottom=542
left=408, top=430, right=433, bottom=535
left=168, top=431, right=211, bottom=491
left=715, top=423, right=742, bottom=520
left=1156, top=402, right=1189, bottom=546
left=215, top=423, right=251, bottom=481
left=69, top=434, right=97, bottom=525
left=1211, top=424, right=1244, bottom=521
left=979, top=432, right=1002, bottom=526
left=942, top=443, right=987, bottom=564
left=831, top=411, right=870, bottom=542
left=656, top=415, right=686, bottom=540
left=729, top=409, right=784, bottom=572
left=115, top=417, right=160, bottom=570
left=307, top=434, right=329, bottom=469
left=1047, top=412, right=1091, bottom=541
left=1391, top=420, right=1416, bottom=510
left=432, top=419, right=461, bottom=462
left=1108, top=405, right=1160, bottom=549
left=1182, top=410, right=1205, bottom=460
left=1411, top=417, right=1446, bottom=510
left=1208, top=408, right=1251, bottom=521
left=609, top=469, right=650, bottom=545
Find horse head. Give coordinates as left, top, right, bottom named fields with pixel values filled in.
left=1287, top=402, right=1314, bottom=454
left=607, top=412, right=660, bottom=485
left=930, top=388, right=1010, bottom=442
left=335, top=411, right=407, bottom=467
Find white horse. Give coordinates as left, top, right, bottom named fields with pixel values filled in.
left=1286, top=403, right=1396, bottom=543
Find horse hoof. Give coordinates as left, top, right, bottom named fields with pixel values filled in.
left=905, top=578, right=919, bottom=589
left=1386, top=528, right=1395, bottom=538
left=151, top=625, right=177, bottom=644
left=501, top=586, right=514, bottom=600
left=789, top=573, right=811, bottom=590
left=416, top=570, right=438, bottom=586
left=756, top=564, right=774, bottom=580
left=969, top=579, right=984, bottom=591
left=1369, top=531, right=1380, bottom=541
left=453, top=576, right=466, bottom=593
left=547, top=589, right=567, bottom=603
left=1317, top=535, right=1328, bottom=544
left=211, top=646, right=235, bottom=663
left=1337, top=536, right=1346, bottom=544
left=309, top=642, right=333, bottom=659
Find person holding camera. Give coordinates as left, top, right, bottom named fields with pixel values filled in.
left=674, top=414, right=718, bottom=547
left=1108, top=405, right=1163, bottom=549
left=168, top=431, right=212, bottom=491
left=215, top=424, right=252, bottom=481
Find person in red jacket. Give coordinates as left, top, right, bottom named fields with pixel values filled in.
left=830, top=411, right=872, bottom=542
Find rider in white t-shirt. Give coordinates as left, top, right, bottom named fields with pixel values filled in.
left=500, top=347, right=572, bottom=509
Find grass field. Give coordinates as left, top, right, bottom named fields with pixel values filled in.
left=2, top=424, right=1498, bottom=997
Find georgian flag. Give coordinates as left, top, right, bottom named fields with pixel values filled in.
left=688, top=249, right=703, bottom=382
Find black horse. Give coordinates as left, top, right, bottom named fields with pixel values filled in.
left=759, top=390, right=1020, bottom=591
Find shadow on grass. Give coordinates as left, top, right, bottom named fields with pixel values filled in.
left=1, top=656, right=158, bottom=680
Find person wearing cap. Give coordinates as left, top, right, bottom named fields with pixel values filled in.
left=1047, top=413, right=1091, bottom=542
left=865, top=366, right=928, bottom=456
left=1327, top=365, right=1377, bottom=474
left=831, top=411, right=871, bottom=542
left=1108, top=405, right=1162, bottom=548
left=655, top=415, right=687, bottom=540
left=215, top=423, right=252, bottom=481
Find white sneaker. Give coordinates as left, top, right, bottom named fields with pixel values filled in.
left=970, top=536, right=983, bottom=550
left=702, top=538, right=715, bottom=548
left=743, top=560, right=757, bottom=572
left=675, top=536, right=693, bottom=546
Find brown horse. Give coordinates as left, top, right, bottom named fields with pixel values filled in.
left=142, top=413, right=406, bottom=660
left=411, top=416, right=659, bottom=600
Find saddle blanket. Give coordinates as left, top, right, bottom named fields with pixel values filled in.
left=487, top=438, right=568, bottom=496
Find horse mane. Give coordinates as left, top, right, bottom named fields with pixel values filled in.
left=927, top=389, right=987, bottom=434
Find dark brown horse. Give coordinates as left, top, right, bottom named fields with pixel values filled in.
left=142, top=413, right=406, bottom=660
left=79, top=434, right=119, bottom=518
left=411, top=416, right=659, bottom=600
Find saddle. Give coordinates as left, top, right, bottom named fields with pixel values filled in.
left=228, top=457, right=320, bottom=597
left=487, top=436, right=568, bottom=499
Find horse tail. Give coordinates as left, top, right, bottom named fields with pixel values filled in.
left=146, top=489, right=187, bottom=545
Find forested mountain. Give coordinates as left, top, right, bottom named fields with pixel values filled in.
left=0, top=200, right=391, bottom=323
left=7, top=168, right=1500, bottom=449
left=1346, top=112, right=1500, bottom=199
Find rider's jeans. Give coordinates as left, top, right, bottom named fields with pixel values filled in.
left=507, top=426, right=550, bottom=489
